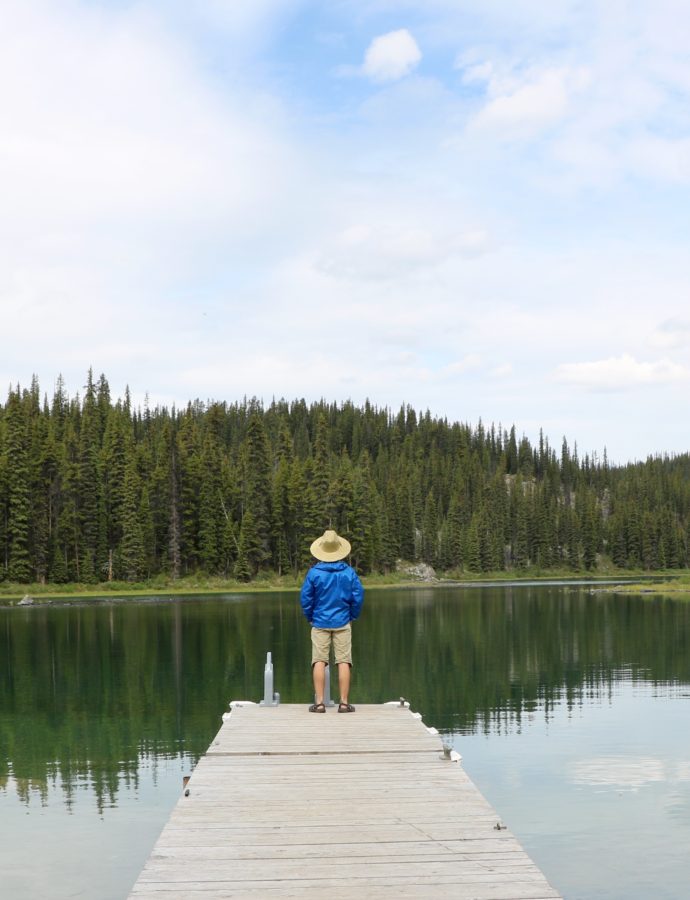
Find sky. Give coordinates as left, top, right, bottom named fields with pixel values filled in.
left=2, top=0, right=690, bottom=463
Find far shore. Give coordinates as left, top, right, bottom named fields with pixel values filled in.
left=0, top=568, right=686, bottom=606
left=593, top=579, right=690, bottom=599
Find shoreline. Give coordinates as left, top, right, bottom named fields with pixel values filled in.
left=0, top=570, right=685, bottom=607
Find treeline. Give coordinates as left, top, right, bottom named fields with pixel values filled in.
left=0, top=372, right=688, bottom=583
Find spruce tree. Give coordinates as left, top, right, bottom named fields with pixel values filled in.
left=119, top=457, right=146, bottom=581
left=242, top=413, right=273, bottom=569
left=235, top=510, right=261, bottom=579
left=30, top=412, right=51, bottom=582
left=79, top=387, right=104, bottom=575
left=512, top=483, right=530, bottom=569
left=198, top=438, right=223, bottom=573
left=6, top=390, right=32, bottom=581
left=0, top=438, right=8, bottom=581
left=176, top=411, right=202, bottom=573
left=463, top=517, right=482, bottom=572
left=101, top=404, right=128, bottom=570
left=421, top=491, right=439, bottom=565
left=351, top=451, right=377, bottom=573
left=446, top=493, right=464, bottom=569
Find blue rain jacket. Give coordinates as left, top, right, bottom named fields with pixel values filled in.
left=300, top=561, right=364, bottom=629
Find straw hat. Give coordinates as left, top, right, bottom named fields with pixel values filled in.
left=310, top=529, right=351, bottom=562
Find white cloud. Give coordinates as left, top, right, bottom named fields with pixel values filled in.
left=555, top=355, right=690, bottom=391
left=650, top=319, right=690, bottom=350
left=191, top=0, right=301, bottom=38
left=0, top=4, right=291, bottom=234
left=441, top=355, right=482, bottom=377
left=315, top=222, right=491, bottom=280
left=363, top=29, right=421, bottom=82
left=446, top=2, right=690, bottom=191
left=0, top=0, right=299, bottom=390
left=459, top=60, right=494, bottom=84
left=468, top=66, right=590, bottom=138
left=627, top=136, right=690, bottom=184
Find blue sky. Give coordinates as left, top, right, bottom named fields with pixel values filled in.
left=2, top=0, right=690, bottom=462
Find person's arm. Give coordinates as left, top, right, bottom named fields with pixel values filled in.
left=300, top=572, right=316, bottom=624
left=349, top=569, right=364, bottom=621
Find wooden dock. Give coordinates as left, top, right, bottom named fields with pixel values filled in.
left=129, top=703, right=561, bottom=899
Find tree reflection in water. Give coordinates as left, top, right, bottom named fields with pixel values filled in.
left=1, top=586, right=689, bottom=810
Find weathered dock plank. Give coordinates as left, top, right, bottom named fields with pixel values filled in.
left=129, top=704, right=561, bottom=899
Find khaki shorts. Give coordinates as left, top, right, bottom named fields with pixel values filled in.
left=311, top=624, right=352, bottom=666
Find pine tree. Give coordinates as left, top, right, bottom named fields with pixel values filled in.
left=29, top=412, right=51, bottom=583
left=140, top=486, right=156, bottom=576
left=421, top=491, right=439, bottom=565
left=351, top=451, right=377, bottom=573
left=272, top=456, right=292, bottom=575
left=198, top=438, right=223, bottom=573
left=531, top=490, right=551, bottom=568
left=51, top=543, right=68, bottom=583
left=119, top=457, right=146, bottom=581
left=101, top=404, right=129, bottom=570
left=626, top=504, right=642, bottom=568
left=6, top=390, right=32, bottom=581
left=641, top=511, right=657, bottom=570
left=79, top=382, right=104, bottom=574
left=581, top=495, right=599, bottom=570
left=242, top=413, right=273, bottom=569
left=312, top=413, right=331, bottom=522
left=298, top=458, right=322, bottom=567
left=176, top=411, right=202, bottom=573
left=332, top=450, right=354, bottom=535
left=446, top=493, right=464, bottom=569
left=609, top=510, right=628, bottom=567
left=235, top=510, right=261, bottom=579
left=0, top=440, right=8, bottom=580
left=221, top=516, right=239, bottom=576
left=512, top=483, right=530, bottom=569
left=463, top=516, right=482, bottom=572
left=397, top=482, right=416, bottom=561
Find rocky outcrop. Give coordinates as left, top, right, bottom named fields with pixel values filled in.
left=396, top=561, right=438, bottom=582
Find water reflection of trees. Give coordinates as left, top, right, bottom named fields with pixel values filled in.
left=0, top=598, right=304, bottom=810
left=1, top=588, right=689, bottom=808
left=356, top=587, right=690, bottom=734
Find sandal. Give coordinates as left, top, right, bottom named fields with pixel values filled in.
left=338, top=702, right=355, bottom=713
left=309, top=702, right=326, bottom=713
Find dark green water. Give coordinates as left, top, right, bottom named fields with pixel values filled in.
left=1, top=585, right=689, bottom=899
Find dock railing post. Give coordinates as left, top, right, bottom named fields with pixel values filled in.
left=323, top=661, right=335, bottom=707
left=259, top=652, right=280, bottom=706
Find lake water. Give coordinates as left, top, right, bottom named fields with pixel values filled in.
left=1, top=584, right=689, bottom=899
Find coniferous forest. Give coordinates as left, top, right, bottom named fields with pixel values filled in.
left=0, top=372, right=688, bottom=584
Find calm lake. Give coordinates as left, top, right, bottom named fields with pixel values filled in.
left=1, top=584, right=689, bottom=899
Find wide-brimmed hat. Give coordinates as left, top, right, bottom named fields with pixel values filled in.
left=310, top=529, right=351, bottom=562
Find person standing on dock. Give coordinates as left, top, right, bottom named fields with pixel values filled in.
left=300, top=529, right=364, bottom=714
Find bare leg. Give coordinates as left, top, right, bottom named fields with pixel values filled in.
left=312, top=661, right=326, bottom=705
left=338, top=662, right=351, bottom=704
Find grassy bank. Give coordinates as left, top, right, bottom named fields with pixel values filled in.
left=0, top=565, right=686, bottom=605
left=0, top=572, right=302, bottom=602
left=599, top=574, right=690, bottom=599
